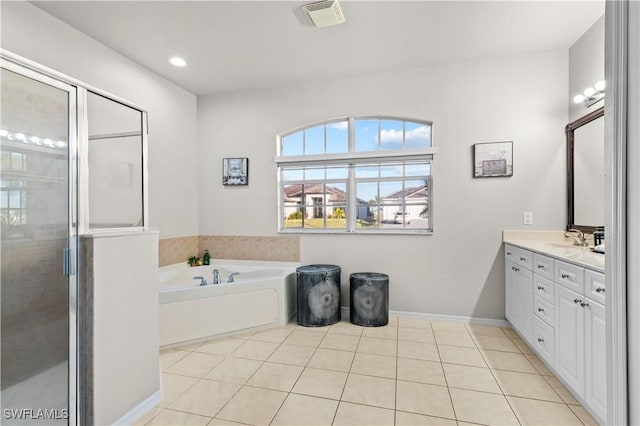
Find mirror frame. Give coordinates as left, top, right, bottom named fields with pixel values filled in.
left=566, top=105, right=604, bottom=233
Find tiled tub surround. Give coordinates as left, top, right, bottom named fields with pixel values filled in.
left=139, top=317, right=598, bottom=426
left=158, top=236, right=199, bottom=267
left=158, top=235, right=300, bottom=267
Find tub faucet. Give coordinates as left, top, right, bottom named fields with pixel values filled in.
left=564, top=229, right=589, bottom=247
left=228, top=272, right=240, bottom=283
left=193, top=276, right=207, bottom=286
left=213, top=269, right=221, bottom=285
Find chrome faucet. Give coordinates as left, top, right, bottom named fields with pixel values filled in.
left=564, top=229, right=589, bottom=247
left=228, top=272, right=240, bottom=283
left=213, top=269, right=221, bottom=285
left=193, top=276, right=207, bottom=286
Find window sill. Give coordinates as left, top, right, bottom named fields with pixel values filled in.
left=278, top=229, right=433, bottom=236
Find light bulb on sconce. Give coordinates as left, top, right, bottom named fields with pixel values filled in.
left=574, top=80, right=605, bottom=108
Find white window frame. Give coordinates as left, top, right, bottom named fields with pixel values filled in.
left=276, top=116, right=437, bottom=234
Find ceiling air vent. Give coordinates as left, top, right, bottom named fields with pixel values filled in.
left=303, top=0, right=346, bottom=28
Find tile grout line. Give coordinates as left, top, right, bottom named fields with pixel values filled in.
left=434, top=321, right=459, bottom=424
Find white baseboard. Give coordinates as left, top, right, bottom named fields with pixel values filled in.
left=113, top=389, right=162, bottom=426
left=340, top=306, right=510, bottom=328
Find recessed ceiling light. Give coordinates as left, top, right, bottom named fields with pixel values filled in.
left=169, top=57, right=187, bottom=67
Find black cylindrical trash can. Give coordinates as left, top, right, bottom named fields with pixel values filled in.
left=297, top=264, right=341, bottom=327
left=350, top=273, right=389, bottom=327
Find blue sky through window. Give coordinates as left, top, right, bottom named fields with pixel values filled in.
left=326, top=121, right=348, bottom=153
left=304, top=126, right=324, bottom=155
left=355, top=119, right=378, bottom=152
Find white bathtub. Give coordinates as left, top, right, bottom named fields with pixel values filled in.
left=158, top=259, right=298, bottom=347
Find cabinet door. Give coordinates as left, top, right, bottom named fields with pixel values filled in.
left=554, top=284, right=585, bottom=398
left=516, top=267, right=534, bottom=344
left=585, top=299, right=607, bottom=421
left=505, top=260, right=519, bottom=325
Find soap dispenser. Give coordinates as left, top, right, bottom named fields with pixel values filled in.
left=203, top=249, right=211, bottom=266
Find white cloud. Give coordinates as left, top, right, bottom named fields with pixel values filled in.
left=380, top=126, right=428, bottom=143
left=406, top=126, right=429, bottom=140
left=380, top=129, right=403, bottom=142
left=328, top=121, right=348, bottom=130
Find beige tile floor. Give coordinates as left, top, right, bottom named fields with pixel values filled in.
left=137, top=317, right=599, bottom=426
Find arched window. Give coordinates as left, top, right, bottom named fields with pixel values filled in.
left=276, top=117, right=436, bottom=233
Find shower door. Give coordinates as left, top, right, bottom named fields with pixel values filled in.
left=1, top=61, right=77, bottom=425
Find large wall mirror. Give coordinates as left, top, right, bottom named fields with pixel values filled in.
left=566, top=106, right=604, bottom=233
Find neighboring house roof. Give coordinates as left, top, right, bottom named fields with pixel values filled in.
left=284, top=184, right=367, bottom=204
left=381, top=184, right=428, bottom=200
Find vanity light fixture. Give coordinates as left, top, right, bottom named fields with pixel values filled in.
left=573, top=80, right=605, bottom=107
left=168, top=57, right=187, bottom=67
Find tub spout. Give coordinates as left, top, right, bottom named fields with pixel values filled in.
left=213, top=269, right=221, bottom=285
left=228, top=272, right=240, bottom=283
left=193, top=276, right=207, bottom=286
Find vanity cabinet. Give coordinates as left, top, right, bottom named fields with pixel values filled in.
left=554, top=284, right=586, bottom=395
left=504, top=244, right=606, bottom=423
left=505, top=245, right=533, bottom=344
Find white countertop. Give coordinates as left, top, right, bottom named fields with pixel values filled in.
left=503, top=230, right=605, bottom=273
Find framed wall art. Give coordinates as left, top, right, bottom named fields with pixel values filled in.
left=473, top=141, right=513, bottom=178
left=222, top=158, right=249, bottom=186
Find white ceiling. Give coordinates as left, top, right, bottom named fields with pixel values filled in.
left=33, top=1, right=604, bottom=96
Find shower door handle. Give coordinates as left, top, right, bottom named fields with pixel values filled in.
left=63, top=247, right=76, bottom=276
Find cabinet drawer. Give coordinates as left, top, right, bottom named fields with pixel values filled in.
left=555, top=260, right=585, bottom=294
left=533, top=253, right=554, bottom=280
left=505, top=245, right=518, bottom=262
left=534, top=317, right=555, bottom=365
left=515, top=248, right=533, bottom=270
left=585, top=270, right=605, bottom=305
left=535, top=295, right=554, bottom=327
left=534, top=274, right=554, bottom=304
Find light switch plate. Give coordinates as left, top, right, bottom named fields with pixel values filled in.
left=523, top=211, right=534, bottom=225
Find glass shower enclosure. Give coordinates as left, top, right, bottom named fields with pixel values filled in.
left=1, top=63, right=77, bottom=425
left=1, top=53, right=147, bottom=425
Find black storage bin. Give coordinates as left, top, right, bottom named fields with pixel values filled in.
left=296, top=264, right=341, bottom=327
left=350, top=272, right=389, bottom=327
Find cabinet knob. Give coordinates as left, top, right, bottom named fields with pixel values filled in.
left=537, top=337, right=544, bottom=343
left=520, top=257, right=526, bottom=261
left=581, top=302, right=590, bottom=308
left=574, top=298, right=582, bottom=304
left=512, top=266, right=520, bottom=272
left=537, top=265, right=545, bottom=269
left=596, top=287, right=605, bottom=293
left=507, top=252, right=512, bottom=256
left=538, top=308, right=545, bottom=313
left=561, top=273, right=570, bottom=279
left=537, top=286, right=544, bottom=290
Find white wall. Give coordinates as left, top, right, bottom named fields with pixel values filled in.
left=0, top=2, right=199, bottom=239
left=198, top=51, right=569, bottom=319
left=570, top=15, right=605, bottom=121
left=89, top=232, right=160, bottom=425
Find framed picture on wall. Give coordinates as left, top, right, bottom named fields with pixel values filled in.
left=222, top=158, right=249, bottom=186
left=473, top=141, right=513, bottom=178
